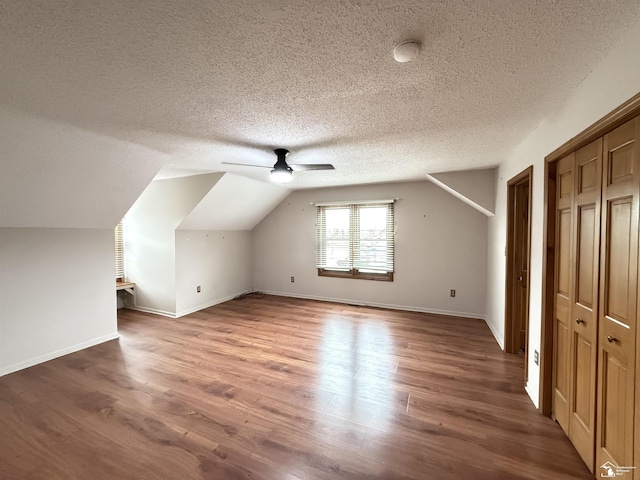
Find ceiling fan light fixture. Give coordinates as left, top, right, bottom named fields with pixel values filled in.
left=221, top=147, right=334, bottom=181
left=270, top=167, right=293, bottom=183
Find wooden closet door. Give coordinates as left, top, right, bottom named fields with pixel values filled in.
left=569, top=139, right=602, bottom=471
left=553, top=153, right=575, bottom=433
left=596, top=116, right=639, bottom=475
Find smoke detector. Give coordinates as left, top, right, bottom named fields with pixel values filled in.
left=393, top=40, right=421, bottom=63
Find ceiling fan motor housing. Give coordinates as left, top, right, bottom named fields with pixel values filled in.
left=273, top=148, right=292, bottom=172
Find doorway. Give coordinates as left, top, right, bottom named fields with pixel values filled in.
left=505, top=167, right=533, bottom=382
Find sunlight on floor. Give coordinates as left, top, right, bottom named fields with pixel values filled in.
left=317, top=316, right=397, bottom=432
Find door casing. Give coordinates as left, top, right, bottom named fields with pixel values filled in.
left=505, top=166, right=533, bottom=386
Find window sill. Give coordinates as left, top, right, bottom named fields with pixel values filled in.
left=317, top=268, right=393, bottom=282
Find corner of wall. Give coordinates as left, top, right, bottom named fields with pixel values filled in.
left=483, top=316, right=505, bottom=350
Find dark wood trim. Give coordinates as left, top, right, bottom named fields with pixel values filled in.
left=539, top=160, right=557, bottom=416
left=540, top=91, right=640, bottom=417
left=318, top=268, right=394, bottom=282
left=545, top=92, right=640, bottom=163
left=504, top=166, right=533, bottom=361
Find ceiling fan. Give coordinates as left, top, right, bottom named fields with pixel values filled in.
left=222, top=148, right=335, bottom=183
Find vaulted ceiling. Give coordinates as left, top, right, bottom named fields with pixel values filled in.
left=1, top=1, right=640, bottom=193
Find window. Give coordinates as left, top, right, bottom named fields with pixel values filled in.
left=115, top=221, right=124, bottom=281
left=316, top=201, right=395, bottom=281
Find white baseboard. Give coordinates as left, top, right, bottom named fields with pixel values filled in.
left=126, top=305, right=177, bottom=318
left=129, top=288, right=485, bottom=324
left=259, top=290, right=484, bottom=320
left=0, top=332, right=120, bottom=378
left=484, top=316, right=505, bottom=350
left=525, top=383, right=539, bottom=408
left=175, top=290, right=252, bottom=318
left=127, top=290, right=253, bottom=319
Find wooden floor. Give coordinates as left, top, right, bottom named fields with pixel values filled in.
left=0, top=295, right=592, bottom=479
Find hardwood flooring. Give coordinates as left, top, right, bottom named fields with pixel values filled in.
left=0, top=295, right=592, bottom=479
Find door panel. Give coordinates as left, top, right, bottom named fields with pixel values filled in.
left=576, top=206, right=596, bottom=308
left=569, top=139, right=602, bottom=471
left=608, top=143, right=634, bottom=185
left=601, top=349, right=632, bottom=464
left=573, top=335, right=592, bottom=424
left=555, top=308, right=570, bottom=413
left=558, top=209, right=572, bottom=296
left=554, top=153, right=574, bottom=434
left=597, top=117, right=639, bottom=477
left=605, top=198, right=632, bottom=321
left=579, top=158, right=598, bottom=193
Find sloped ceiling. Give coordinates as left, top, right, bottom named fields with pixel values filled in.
left=0, top=107, right=168, bottom=228
left=127, top=173, right=225, bottom=230
left=427, top=169, right=496, bottom=216
left=178, top=174, right=290, bottom=231
left=1, top=1, right=640, bottom=191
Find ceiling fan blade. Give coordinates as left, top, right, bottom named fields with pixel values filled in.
left=290, top=163, right=335, bottom=171
left=221, top=161, right=272, bottom=169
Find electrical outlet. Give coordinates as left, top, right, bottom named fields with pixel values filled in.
left=450, top=289, right=456, bottom=297
left=290, top=276, right=295, bottom=283
left=534, top=350, right=539, bottom=365
left=197, top=285, right=201, bottom=293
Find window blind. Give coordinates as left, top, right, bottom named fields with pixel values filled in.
left=316, top=201, right=394, bottom=277
left=353, top=203, right=394, bottom=273
left=114, top=221, right=124, bottom=281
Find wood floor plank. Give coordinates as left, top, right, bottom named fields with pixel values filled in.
left=0, top=295, right=592, bottom=479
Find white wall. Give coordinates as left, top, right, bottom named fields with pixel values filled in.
left=0, top=106, right=167, bottom=229
left=0, top=107, right=169, bottom=377
left=124, top=173, right=223, bottom=315
left=253, top=180, right=488, bottom=318
left=123, top=215, right=176, bottom=315
left=0, top=228, right=119, bottom=376
left=175, top=230, right=252, bottom=316
left=486, top=21, right=640, bottom=406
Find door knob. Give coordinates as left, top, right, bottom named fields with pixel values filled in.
left=576, top=318, right=585, bottom=325
left=607, top=335, right=619, bottom=344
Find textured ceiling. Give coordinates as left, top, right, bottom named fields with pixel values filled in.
left=1, top=1, right=639, bottom=189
